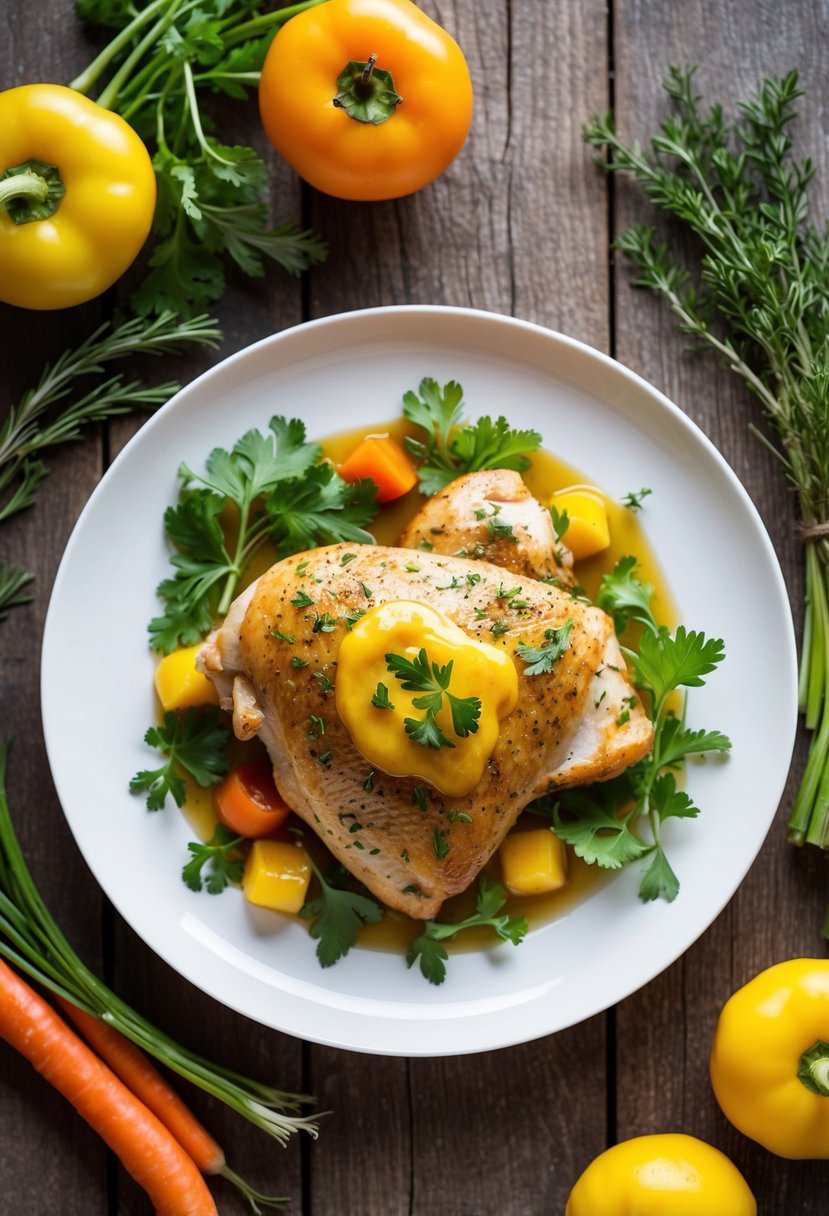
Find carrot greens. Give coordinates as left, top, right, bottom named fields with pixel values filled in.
left=584, top=67, right=829, bottom=922
left=0, top=741, right=318, bottom=1153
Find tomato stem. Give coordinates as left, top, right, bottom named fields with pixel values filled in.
left=0, top=162, right=65, bottom=225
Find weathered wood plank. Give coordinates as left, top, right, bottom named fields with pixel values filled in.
left=613, top=1, right=829, bottom=1210
left=305, top=5, right=611, bottom=1215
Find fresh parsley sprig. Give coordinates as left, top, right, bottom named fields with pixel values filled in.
left=300, top=859, right=383, bottom=967
left=550, top=557, right=730, bottom=902
left=407, top=877, right=528, bottom=985
left=130, top=707, right=231, bottom=810
left=182, top=825, right=246, bottom=894
left=71, top=0, right=328, bottom=316
left=385, top=648, right=482, bottom=749
left=402, top=377, right=542, bottom=495
left=148, top=418, right=378, bottom=652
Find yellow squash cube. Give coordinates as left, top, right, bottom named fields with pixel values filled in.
left=243, top=839, right=312, bottom=915
left=550, top=485, right=610, bottom=561
left=154, top=644, right=219, bottom=712
left=499, top=828, right=569, bottom=896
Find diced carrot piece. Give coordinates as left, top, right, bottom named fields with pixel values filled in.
left=214, top=759, right=290, bottom=838
left=339, top=434, right=418, bottom=503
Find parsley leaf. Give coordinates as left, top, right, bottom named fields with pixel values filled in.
left=516, top=619, right=574, bottom=675
left=182, top=825, right=245, bottom=894
left=371, top=683, right=395, bottom=710
left=402, top=377, right=541, bottom=494
left=149, top=420, right=379, bottom=652
left=385, top=648, right=481, bottom=749
left=130, top=708, right=231, bottom=810
left=544, top=557, right=730, bottom=903
left=406, top=877, right=528, bottom=985
left=300, top=861, right=383, bottom=967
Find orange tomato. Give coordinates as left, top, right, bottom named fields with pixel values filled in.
left=258, top=0, right=473, bottom=200
left=339, top=433, right=418, bottom=501
left=213, top=760, right=290, bottom=838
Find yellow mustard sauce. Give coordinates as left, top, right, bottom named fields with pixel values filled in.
left=174, top=416, right=677, bottom=953
left=336, top=600, right=519, bottom=797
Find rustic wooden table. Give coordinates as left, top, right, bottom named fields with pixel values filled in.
left=3, top=1, right=829, bottom=1212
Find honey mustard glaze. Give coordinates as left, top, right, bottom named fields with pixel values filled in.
left=336, top=600, right=519, bottom=797
left=179, top=416, right=676, bottom=952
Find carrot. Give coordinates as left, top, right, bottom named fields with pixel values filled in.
left=56, top=997, right=289, bottom=1213
left=57, top=997, right=224, bottom=1171
left=338, top=433, right=418, bottom=502
left=214, top=759, right=291, bottom=839
left=0, top=957, right=216, bottom=1216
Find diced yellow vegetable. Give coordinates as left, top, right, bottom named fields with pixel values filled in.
left=243, top=839, right=312, bottom=914
left=499, top=828, right=569, bottom=896
left=550, top=485, right=610, bottom=561
left=154, top=643, right=219, bottom=712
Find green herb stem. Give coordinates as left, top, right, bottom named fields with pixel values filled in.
left=221, top=0, right=329, bottom=47
left=68, top=0, right=172, bottom=95
left=95, top=0, right=190, bottom=111
left=0, top=741, right=317, bottom=1144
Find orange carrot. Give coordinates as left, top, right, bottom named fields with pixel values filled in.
left=0, top=957, right=216, bottom=1216
left=338, top=433, right=418, bottom=502
left=214, top=759, right=290, bottom=839
left=57, top=996, right=225, bottom=1175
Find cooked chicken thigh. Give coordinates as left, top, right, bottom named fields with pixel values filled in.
left=398, top=468, right=575, bottom=588
left=200, top=541, right=653, bottom=920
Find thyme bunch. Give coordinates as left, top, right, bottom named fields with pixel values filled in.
left=584, top=67, right=829, bottom=914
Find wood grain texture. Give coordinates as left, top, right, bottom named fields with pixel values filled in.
left=2, top=0, right=828, bottom=1212
left=613, top=2, right=829, bottom=1211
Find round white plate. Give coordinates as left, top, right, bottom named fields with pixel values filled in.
left=41, top=306, right=797, bottom=1056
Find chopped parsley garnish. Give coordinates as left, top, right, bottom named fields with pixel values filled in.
left=385, top=648, right=481, bottom=750
left=516, top=619, right=574, bottom=675
left=371, top=683, right=395, bottom=710
left=130, top=708, right=231, bottom=810
left=432, top=831, right=450, bottom=859
left=402, top=377, right=542, bottom=496
left=291, top=655, right=310, bottom=668
left=300, top=861, right=383, bottom=967
left=291, top=589, right=315, bottom=608
left=621, top=487, right=653, bottom=511
left=271, top=628, right=296, bottom=644
left=406, top=877, right=528, bottom=985
left=312, top=611, right=337, bottom=633
left=550, top=504, right=570, bottom=541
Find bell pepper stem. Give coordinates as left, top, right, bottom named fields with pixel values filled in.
left=799, top=1040, right=829, bottom=1095
left=0, top=172, right=49, bottom=210
left=0, top=162, right=65, bottom=225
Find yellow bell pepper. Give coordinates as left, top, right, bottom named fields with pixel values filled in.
left=710, top=957, right=829, bottom=1158
left=565, top=1133, right=756, bottom=1216
left=154, top=644, right=219, bottom=713
left=0, top=84, right=155, bottom=309
left=550, top=485, right=610, bottom=561
left=243, top=839, right=312, bottom=915
left=498, top=828, right=568, bottom=896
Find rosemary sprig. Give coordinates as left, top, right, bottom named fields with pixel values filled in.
left=0, top=311, right=220, bottom=615
left=584, top=67, right=829, bottom=920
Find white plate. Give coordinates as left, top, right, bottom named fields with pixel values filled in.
left=41, top=306, right=797, bottom=1056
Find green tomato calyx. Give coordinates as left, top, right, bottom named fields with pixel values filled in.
left=333, top=57, right=402, bottom=125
